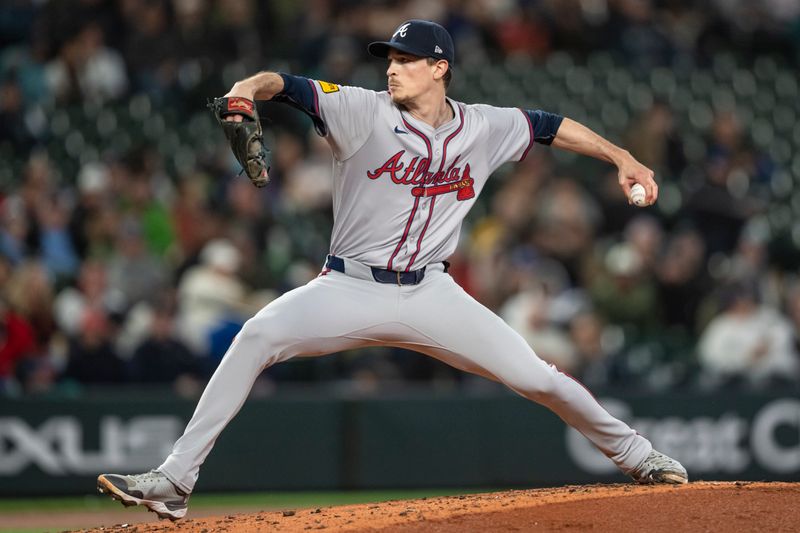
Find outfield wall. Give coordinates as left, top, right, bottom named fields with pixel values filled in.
left=1, top=390, right=798, bottom=495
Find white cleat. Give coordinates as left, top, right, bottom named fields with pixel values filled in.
left=627, top=450, right=689, bottom=485
left=97, top=470, right=189, bottom=520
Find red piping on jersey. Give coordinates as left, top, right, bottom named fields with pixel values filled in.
left=437, top=106, right=465, bottom=174
left=401, top=117, right=432, bottom=160
left=519, top=108, right=535, bottom=161
left=405, top=105, right=465, bottom=271
left=386, top=116, right=432, bottom=271
left=308, top=79, right=320, bottom=115
left=405, top=197, right=436, bottom=271
left=386, top=196, right=420, bottom=270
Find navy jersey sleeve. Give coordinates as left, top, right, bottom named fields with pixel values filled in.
left=524, top=109, right=563, bottom=146
left=272, top=73, right=327, bottom=136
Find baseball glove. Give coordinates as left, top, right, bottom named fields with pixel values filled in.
left=208, top=96, right=271, bottom=187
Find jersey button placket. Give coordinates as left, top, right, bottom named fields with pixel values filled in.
left=405, top=235, right=417, bottom=255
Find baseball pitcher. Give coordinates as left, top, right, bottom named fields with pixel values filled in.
left=98, top=20, right=687, bottom=520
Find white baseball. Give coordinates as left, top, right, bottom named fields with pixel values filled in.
left=630, top=183, right=647, bottom=207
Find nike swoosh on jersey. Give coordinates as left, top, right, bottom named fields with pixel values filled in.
left=394, top=126, right=408, bottom=134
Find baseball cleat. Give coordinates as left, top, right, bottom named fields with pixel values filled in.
left=627, top=449, right=688, bottom=484
left=97, top=470, right=189, bottom=520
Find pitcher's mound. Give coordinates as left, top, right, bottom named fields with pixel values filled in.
left=86, top=481, right=799, bottom=532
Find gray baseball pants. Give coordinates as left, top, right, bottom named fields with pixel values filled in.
left=159, top=258, right=651, bottom=492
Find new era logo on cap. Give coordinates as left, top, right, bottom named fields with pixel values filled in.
left=435, top=45, right=443, bottom=54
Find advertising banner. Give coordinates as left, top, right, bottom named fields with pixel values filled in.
left=1, top=391, right=797, bottom=495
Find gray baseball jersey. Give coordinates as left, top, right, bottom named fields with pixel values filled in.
left=156, top=76, right=653, bottom=493
left=276, top=75, right=559, bottom=271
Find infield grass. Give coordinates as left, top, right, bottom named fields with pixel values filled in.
left=0, top=488, right=496, bottom=533
left=0, top=487, right=489, bottom=512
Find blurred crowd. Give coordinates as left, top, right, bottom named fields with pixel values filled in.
left=1, top=0, right=800, bottom=397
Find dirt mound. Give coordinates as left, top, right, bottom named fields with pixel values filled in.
left=77, top=482, right=799, bottom=532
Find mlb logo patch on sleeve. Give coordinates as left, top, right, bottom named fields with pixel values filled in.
left=319, top=81, right=340, bottom=94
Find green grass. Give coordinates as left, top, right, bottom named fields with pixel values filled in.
left=1, top=488, right=488, bottom=513
left=1, top=488, right=500, bottom=532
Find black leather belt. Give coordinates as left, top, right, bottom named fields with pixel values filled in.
left=325, top=255, right=427, bottom=285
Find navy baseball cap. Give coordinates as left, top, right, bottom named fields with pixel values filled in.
left=368, top=20, right=454, bottom=64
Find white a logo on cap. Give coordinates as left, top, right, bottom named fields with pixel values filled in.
left=393, top=22, right=411, bottom=39
left=435, top=45, right=443, bottom=54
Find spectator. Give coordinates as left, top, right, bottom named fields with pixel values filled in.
left=44, top=22, right=128, bottom=103
left=686, top=111, right=758, bottom=256
left=0, top=34, right=50, bottom=109
left=213, top=0, right=266, bottom=74
left=0, top=195, right=29, bottom=266
left=53, top=259, right=126, bottom=337
left=624, top=101, right=685, bottom=178
left=118, top=0, right=175, bottom=98
left=0, top=295, right=36, bottom=393
left=2, top=155, right=80, bottom=279
left=33, top=193, right=80, bottom=281
left=171, top=176, right=214, bottom=264
left=224, top=174, right=273, bottom=288
left=588, top=242, right=661, bottom=333
left=129, top=296, right=199, bottom=383
left=623, top=215, right=663, bottom=273
left=4, top=260, right=56, bottom=353
left=614, top=0, right=675, bottom=70
left=0, top=77, right=37, bottom=153
left=698, top=280, right=798, bottom=389
left=0, top=255, right=12, bottom=289
left=116, top=150, right=175, bottom=256
left=570, top=310, right=626, bottom=388
left=176, top=238, right=247, bottom=356
left=63, top=308, right=125, bottom=384
left=284, top=131, right=334, bottom=211
left=531, top=178, right=602, bottom=283
left=15, top=355, right=58, bottom=396
left=656, top=227, right=708, bottom=335
left=106, top=216, right=168, bottom=305
left=68, top=162, right=113, bottom=259
left=726, top=218, right=783, bottom=308
left=1, top=1, right=799, bottom=393
left=501, top=290, right=579, bottom=373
